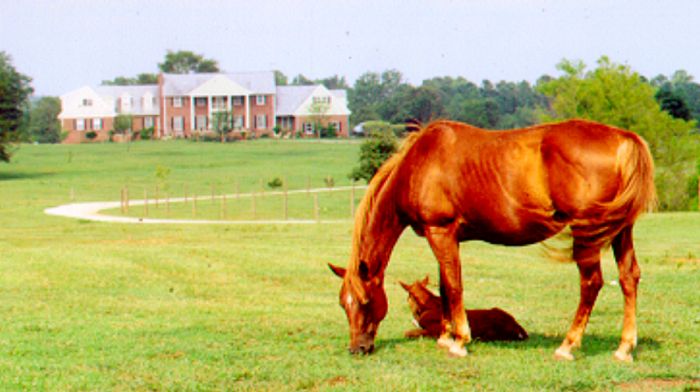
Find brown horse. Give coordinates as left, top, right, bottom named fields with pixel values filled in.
left=399, top=275, right=528, bottom=342
left=329, top=119, right=655, bottom=361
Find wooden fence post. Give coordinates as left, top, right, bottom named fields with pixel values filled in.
left=252, top=192, right=257, bottom=220
left=192, top=194, right=197, bottom=218
left=124, top=186, right=129, bottom=213
left=283, top=178, right=288, bottom=220
left=350, top=181, right=356, bottom=218
left=221, top=193, right=227, bottom=220
left=143, top=189, right=148, bottom=217
left=314, top=193, right=319, bottom=223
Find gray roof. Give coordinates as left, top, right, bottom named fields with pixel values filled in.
left=275, top=85, right=317, bottom=116
left=161, top=71, right=276, bottom=96
left=95, top=85, right=160, bottom=115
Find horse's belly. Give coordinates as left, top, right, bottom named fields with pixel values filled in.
left=459, top=213, right=565, bottom=246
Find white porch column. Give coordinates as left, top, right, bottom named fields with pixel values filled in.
left=208, top=96, right=212, bottom=130
left=190, top=96, right=195, bottom=133
left=245, top=94, right=251, bottom=129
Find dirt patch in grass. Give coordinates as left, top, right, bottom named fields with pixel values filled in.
left=617, top=378, right=700, bottom=391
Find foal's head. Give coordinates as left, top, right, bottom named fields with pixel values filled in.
left=328, top=263, right=387, bottom=354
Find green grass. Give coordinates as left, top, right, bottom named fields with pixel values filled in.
left=1, top=140, right=699, bottom=391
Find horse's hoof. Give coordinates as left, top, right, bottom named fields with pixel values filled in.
left=613, top=350, right=634, bottom=363
left=448, top=344, right=468, bottom=358
left=553, top=347, right=574, bottom=361
left=437, top=336, right=454, bottom=349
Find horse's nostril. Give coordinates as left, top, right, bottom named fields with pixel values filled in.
left=359, top=344, right=375, bottom=354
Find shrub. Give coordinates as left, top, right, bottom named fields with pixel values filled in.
left=349, top=128, right=398, bottom=182
left=140, top=126, right=154, bottom=140
left=267, top=177, right=283, bottom=189
left=85, top=131, right=98, bottom=140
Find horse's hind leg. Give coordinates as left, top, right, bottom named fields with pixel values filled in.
left=611, top=226, right=640, bottom=362
left=425, top=226, right=471, bottom=357
left=554, top=241, right=603, bottom=361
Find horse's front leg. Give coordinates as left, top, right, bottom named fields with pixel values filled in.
left=426, top=226, right=471, bottom=357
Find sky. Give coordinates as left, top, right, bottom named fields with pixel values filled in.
left=2, top=0, right=700, bottom=97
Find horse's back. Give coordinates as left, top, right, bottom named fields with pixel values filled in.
left=394, top=119, right=653, bottom=246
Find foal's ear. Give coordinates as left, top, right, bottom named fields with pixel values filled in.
left=420, top=275, right=430, bottom=286
left=328, top=263, right=346, bottom=278
left=399, top=280, right=411, bottom=292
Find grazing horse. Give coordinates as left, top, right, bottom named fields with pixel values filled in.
left=329, top=119, right=655, bottom=361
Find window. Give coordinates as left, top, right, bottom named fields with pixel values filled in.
left=196, top=115, right=207, bottom=130
left=256, top=95, right=266, bottom=105
left=303, top=122, right=314, bottom=135
left=173, top=116, right=184, bottom=131
left=173, top=97, right=183, bottom=108
left=233, top=115, right=244, bottom=129
left=233, top=96, right=243, bottom=106
left=255, top=115, right=267, bottom=129
left=212, top=97, right=226, bottom=110
left=82, top=99, right=93, bottom=107
left=93, top=118, right=103, bottom=130
left=144, top=116, right=154, bottom=128
left=330, top=121, right=340, bottom=132
left=76, top=118, right=85, bottom=131
left=312, top=96, right=331, bottom=105
left=195, top=97, right=207, bottom=107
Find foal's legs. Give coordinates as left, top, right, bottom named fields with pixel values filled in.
left=555, top=242, right=603, bottom=361
left=425, top=226, right=471, bottom=357
left=611, top=226, right=640, bottom=362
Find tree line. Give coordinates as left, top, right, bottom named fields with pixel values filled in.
left=1, top=50, right=698, bottom=209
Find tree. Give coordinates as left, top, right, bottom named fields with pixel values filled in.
left=274, top=70, right=288, bottom=86
left=538, top=56, right=699, bottom=210
left=317, top=75, right=349, bottom=90
left=212, top=110, right=233, bottom=142
left=308, top=99, right=331, bottom=139
left=349, top=127, right=397, bottom=182
left=27, top=97, right=61, bottom=143
left=158, top=50, right=220, bottom=74
left=0, top=52, right=33, bottom=162
left=291, top=74, right=314, bottom=85
left=102, top=73, right=158, bottom=86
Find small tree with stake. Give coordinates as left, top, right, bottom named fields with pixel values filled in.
left=212, top=110, right=233, bottom=143
left=113, top=114, right=133, bottom=150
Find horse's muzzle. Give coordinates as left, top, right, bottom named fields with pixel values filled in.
left=349, top=334, right=375, bottom=355
left=349, top=342, right=375, bottom=355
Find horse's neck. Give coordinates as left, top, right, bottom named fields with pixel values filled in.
left=355, top=188, right=406, bottom=276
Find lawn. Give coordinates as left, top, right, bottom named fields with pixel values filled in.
left=1, top=140, right=698, bottom=391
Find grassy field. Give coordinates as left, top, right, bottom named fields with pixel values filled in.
left=1, top=140, right=699, bottom=391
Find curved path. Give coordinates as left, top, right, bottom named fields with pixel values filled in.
left=45, top=185, right=366, bottom=225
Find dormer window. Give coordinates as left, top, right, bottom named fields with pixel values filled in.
left=82, top=99, right=93, bottom=107
left=312, top=96, right=331, bottom=105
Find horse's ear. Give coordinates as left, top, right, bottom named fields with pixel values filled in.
left=421, top=275, right=430, bottom=286
left=399, top=280, right=411, bottom=292
left=328, top=263, right=346, bottom=278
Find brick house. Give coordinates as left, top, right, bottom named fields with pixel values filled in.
left=58, top=71, right=351, bottom=143
left=276, top=85, right=350, bottom=137
left=58, top=85, right=160, bottom=143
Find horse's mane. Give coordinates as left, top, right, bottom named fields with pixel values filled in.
left=345, top=128, right=424, bottom=303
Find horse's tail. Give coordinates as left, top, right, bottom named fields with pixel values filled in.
left=573, top=131, right=657, bottom=249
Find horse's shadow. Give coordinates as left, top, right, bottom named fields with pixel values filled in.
left=378, top=333, right=660, bottom=358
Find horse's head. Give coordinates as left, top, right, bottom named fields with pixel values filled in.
left=328, top=262, right=387, bottom=355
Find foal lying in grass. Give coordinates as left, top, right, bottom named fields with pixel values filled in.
left=400, top=276, right=528, bottom=342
